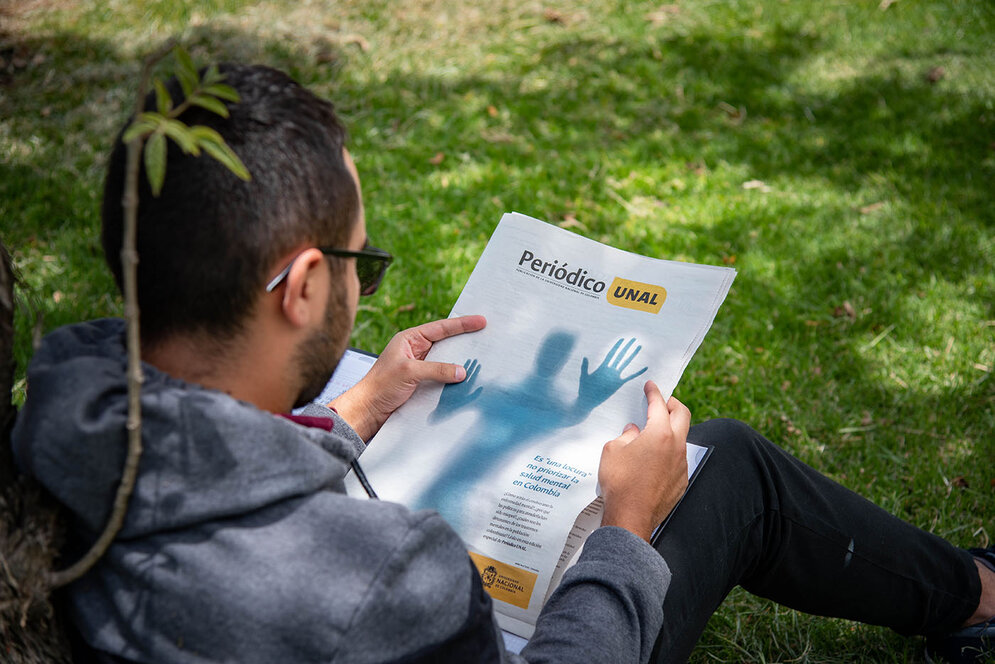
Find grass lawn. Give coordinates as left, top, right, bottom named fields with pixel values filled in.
left=2, top=0, right=993, bottom=661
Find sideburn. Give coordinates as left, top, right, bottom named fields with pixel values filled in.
left=290, top=263, right=354, bottom=409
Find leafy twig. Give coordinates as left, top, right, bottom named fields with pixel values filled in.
left=48, top=40, right=174, bottom=588
left=49, top=42, right=248, bottom=589
left=121, top=50, right=249, bottom=195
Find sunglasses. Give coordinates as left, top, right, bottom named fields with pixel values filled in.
left=265, top=243, right=393, bottom=296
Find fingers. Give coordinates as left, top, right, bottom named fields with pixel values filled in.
left=611, top=382, right=689, bottom=446
left=417, top=357, right=481, bottom=385
left=641, top=381, right=691, bottom=434
left=415, top=315, right=487, bottom=343
left=598, top=382, right=692, bottom=541
left=620, top=422, right=640, bottom=440
left=642, top=379, right=668, bottom=426
left=667, top=395, right=691, bottom=439
left=422, top=360, right=471, bottom=384
left=603, top=422, right=640, bottom=457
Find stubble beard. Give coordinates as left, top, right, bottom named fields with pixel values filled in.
left=291, top=279, right=354, bottom=409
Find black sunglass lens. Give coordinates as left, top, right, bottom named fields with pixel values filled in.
left=357, top=255, right=387, bottom=295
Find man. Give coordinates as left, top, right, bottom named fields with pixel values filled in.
left=11, top=64, right=993, bottom=663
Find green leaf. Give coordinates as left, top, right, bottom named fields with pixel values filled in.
left=176, top=68, right=196, bottom=98
left=188, top=125, right=225, bottom=144
left=137, top=111, right=164, bottom=125
left=161, top=119, right=200, bottom=155
left=189, top=94, right=230, bottom=118
left=124, top=112, right=170, bottom=142
left=153, top=78, right=172, bottom=115
left=199, top=141, right=251, bottom=181
left=174, top=45, right=198, bottom=83
left=172, top=46, right=198, bottom=99
left=203, top=64, right=222, bottom=85
left=193, top=140, right=249, bottom=182
left=144, top=132, right=167, bottom=196
left=122, top=117, right=159, bottom=143
left=203, top=83, right=240, bottom=102
left=189, top=125, right=250, bottom=180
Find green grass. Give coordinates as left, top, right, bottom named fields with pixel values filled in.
left=2, top=1, right=993, bottom=661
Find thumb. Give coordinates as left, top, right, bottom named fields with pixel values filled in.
left=400, top=359, right=468, bottom=385
left=429, top=361, right=468, bottom=383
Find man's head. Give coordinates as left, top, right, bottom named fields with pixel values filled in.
left=102, top=63, right=361, bottom=351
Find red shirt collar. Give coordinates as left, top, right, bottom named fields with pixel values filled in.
left=277, top=413, right=335, bottom=432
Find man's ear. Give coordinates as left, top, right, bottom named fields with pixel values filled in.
left=280, top=248, right=327, bottom=328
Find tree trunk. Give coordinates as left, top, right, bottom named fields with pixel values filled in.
left=1, top=239, right=15, bottom=486
left=0, top=240, right=72, bottom=663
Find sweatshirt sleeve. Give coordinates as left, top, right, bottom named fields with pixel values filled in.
left=303, top=404, right=671, bottom=664
left=514, top=526, right=670, bottom=664
left=298, top=401, right=367, bottom=457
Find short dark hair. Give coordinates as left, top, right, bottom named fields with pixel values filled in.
left=102, top=63, right=359, bottom=347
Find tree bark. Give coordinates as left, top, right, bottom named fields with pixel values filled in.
left=1, top=239, right=16, bottom=488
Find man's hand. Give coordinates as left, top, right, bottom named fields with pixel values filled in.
left=330, top=315, right=486, bottom=441
left=598, top=380, right=690, bottom=542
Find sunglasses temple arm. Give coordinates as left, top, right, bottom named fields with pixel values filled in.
left=265, top=264, right=293, bottom=292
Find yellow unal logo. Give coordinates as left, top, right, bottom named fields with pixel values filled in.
left=607, top=277, right=667, bottom=314
left=468, top=552, right=538, bottom=609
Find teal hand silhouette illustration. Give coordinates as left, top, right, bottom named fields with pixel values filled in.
left=417, top=330, right=647, bottom=535
left=429, top=359, right=483, bottom=423
left=577, top=338, right=647, bottom=411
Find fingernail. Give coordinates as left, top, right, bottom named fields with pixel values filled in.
left=455, top=366, right=466, bottom=380
left=623, top=422, right=638, bottom=433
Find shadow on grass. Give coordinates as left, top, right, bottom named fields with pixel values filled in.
left=0, top=23, right=355, bottom=375
left=346, top=25, right=993, bottom=493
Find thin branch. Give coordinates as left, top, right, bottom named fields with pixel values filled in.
left=49, top=39, right=176, bottom=589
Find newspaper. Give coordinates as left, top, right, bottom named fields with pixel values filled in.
left=307, top=347, right=378, bottom=404
left=347, top=212, right=735, bottom=639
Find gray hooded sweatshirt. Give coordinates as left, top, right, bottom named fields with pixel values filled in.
left=12, top=319, right=671, bottom=663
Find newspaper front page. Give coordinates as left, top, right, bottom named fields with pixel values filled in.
left=348, top=212, right=735, bottom=638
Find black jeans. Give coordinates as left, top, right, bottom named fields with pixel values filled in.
left=651, top=418, right=981, bottom=663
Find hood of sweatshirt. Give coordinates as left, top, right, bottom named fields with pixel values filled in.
left=11, top=318, right=364, bottom=542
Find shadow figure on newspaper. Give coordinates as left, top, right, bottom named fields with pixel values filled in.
left=415, top=330, right=647, bottom=534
